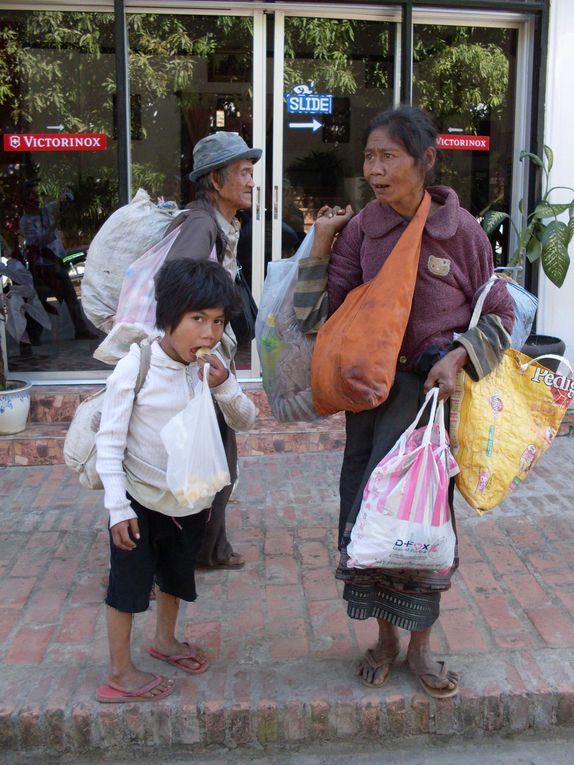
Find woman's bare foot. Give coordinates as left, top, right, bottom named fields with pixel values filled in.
left=357, top=620, right=400, bottom=687
left=357, top=645, right=400, bottom=687
left=407, top=628, right=458, bottom=698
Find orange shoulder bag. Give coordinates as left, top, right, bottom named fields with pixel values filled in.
left=311, top=191, right=431, bottom=416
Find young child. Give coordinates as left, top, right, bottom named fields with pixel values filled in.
left=95, top=259, right=257, bottom=703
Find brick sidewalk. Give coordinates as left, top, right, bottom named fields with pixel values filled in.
left=1, top=440, right=574, bottom=757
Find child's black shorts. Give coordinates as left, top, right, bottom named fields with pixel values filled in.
left=106, top=495, right=207, bottom=614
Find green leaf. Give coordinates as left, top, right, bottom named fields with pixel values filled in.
left=544, top=144, right=554, bottom=173
left=519, top=150, right=544, bottom=167
left=525, top=235, right=542, bottom=263
left=533, top=202, right=570, bottom=219
left=518, top=197, right=525, bottom=216
left=517, top=221, right=535, bottom=255
left=541, top=220, right=571, bottom=287
left=481, top=210, right=508, bottom=236
left=568, top=200, right=574, bottom=244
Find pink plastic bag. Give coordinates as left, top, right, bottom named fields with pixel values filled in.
left=114, top=226, right=182, bottom=332
left=347, top=387, right=459, bottom=571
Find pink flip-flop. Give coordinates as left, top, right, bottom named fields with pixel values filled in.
left=147, top=642, right=209, bottom=675
left=96, top=674, right=175, bottom=703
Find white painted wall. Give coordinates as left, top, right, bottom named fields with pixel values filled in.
left=538, top=0, right=574, bottom=357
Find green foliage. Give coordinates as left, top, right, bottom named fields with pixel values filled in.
left=284, top=18, right=389, bottom=95
left=481, top=145, right=574, bottom=288
left=414, top=26, right=509, bottom=133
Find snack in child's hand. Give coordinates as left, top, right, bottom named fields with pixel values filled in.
left=196, top=346, right=211, bottom=359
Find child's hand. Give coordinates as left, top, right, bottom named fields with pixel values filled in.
left=111, top=518, right=140, bottom=551
left=198, top=355, right=229, bottom=388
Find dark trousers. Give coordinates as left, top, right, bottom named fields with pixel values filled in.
left=197, top=406, right=238, bottom=566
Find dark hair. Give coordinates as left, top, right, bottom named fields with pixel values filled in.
left=154, top=259, right=240, bottom=331
left=365, top=106, right=439, bottom=186
left=195, top=165, right=232, bottom=200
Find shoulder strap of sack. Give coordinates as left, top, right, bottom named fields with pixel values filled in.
left=372, top=190, right=432, bottom=288
left=134, top=343, right=152, bottom=396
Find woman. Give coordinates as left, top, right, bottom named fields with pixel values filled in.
left=295, top=106, right=514, bottom=697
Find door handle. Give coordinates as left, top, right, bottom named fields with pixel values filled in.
left=255, top=186, right=261, bottom=221
left=274, top=185, right=279, bottom=220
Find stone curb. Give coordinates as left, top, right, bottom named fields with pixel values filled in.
left=0, top=689, right=573, bottom=757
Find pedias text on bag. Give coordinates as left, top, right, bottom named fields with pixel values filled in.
left=530, top=367, right=574, bottom=400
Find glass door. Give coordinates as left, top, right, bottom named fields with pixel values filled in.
left=0, top=9, right=118, bottom=377
left=412, top=14, right=527, bottom=272
left=269, top=11, right=399, bottom=274
left=126, top=9, right=264, bottom=376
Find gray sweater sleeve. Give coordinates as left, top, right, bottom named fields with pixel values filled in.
left=165, top=208, right=218, bottom=262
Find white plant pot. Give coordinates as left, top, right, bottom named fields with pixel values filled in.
left=0, top=380, right=32, bottom=435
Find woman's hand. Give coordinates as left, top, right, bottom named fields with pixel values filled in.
left=309, top=204, right=354, bottom=259
left=111, top=518, right=140, bottom=551
left=198, top=354, right=229, bottom=388
left=423, top=346, right=469, bottom=401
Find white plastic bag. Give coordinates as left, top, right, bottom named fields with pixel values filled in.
left=81, top=189, right=178, bottom=333
left=255, top=227, right=320, bottom=422
left=347, top=388, right=459, bottom=571
left=114, top=225, right=182, bottom=333
left=160, top=364, right=231, bottom=512
left=483, top=274, right=538, bottom=350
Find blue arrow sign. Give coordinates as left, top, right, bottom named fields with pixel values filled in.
left=288, top=118, right=322, bottom=132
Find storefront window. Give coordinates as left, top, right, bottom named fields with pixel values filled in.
left=126, top=13, right=255, bottom=369
left=280, top=17, right=396, bottom=238
left=413, top=24, right=518, bottom=266
left=0, top=6, right=534, bottom=382
left=0, top=9, right=117, bottom=374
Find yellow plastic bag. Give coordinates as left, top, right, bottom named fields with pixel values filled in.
left=450, top=348, right=573, bottom=513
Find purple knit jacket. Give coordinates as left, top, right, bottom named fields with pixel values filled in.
left=327, top=186, right=514, bottom=370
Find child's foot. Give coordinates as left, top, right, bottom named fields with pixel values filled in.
left=97, top=671, right=175, bottom=703
left=148, top=640, right=209, bottom=675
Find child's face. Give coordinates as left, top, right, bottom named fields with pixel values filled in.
left=160, top=307, right=226, bottom=365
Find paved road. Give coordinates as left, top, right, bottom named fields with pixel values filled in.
left=4, top=730, right=574, bottom=765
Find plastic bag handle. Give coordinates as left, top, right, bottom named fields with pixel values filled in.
left=468, top=276, right=497, bottom=329
left=198, top=362, right=211, bottom=395
left=398, top=388, right=443, bottom=456
left=519, top=354, right=573, bottom=376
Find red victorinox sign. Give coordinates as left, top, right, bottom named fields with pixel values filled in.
left=3, top=133, right=107, bottom=152
left=437, top=134, right=490, bottom=151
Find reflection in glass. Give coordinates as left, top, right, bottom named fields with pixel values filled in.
left=413, top=25, right=518, bottom=265
left=0, top=9, right=117, bottom=372
left=281, top=18, right=395, bottom=240
left=127, top=14, right=255, bottom=370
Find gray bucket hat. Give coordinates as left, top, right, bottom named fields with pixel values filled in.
left=189, top=131, right=262, bottom=182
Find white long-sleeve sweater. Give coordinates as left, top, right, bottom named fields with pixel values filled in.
left=95, top=341, right=257, bottom=527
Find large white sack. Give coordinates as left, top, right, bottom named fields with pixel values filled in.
left=81, top=189, right=179, bottom=333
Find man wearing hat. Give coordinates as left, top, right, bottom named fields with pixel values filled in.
left=165, top=131, right=262, bottom=570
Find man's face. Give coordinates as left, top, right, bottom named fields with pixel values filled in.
left=213, top=159, right=255, bottom=214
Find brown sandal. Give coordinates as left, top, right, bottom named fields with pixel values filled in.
left=416, top=660, right=459, bottom=698
left=357, top=648, right=398, bottom=688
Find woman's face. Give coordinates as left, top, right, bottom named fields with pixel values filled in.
left=363, top=127, right=433, bottom=218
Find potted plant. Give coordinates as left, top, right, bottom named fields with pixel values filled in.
left=482, top=144, right=574, bottom=365
left=0, top=284, right=32, bottom=435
